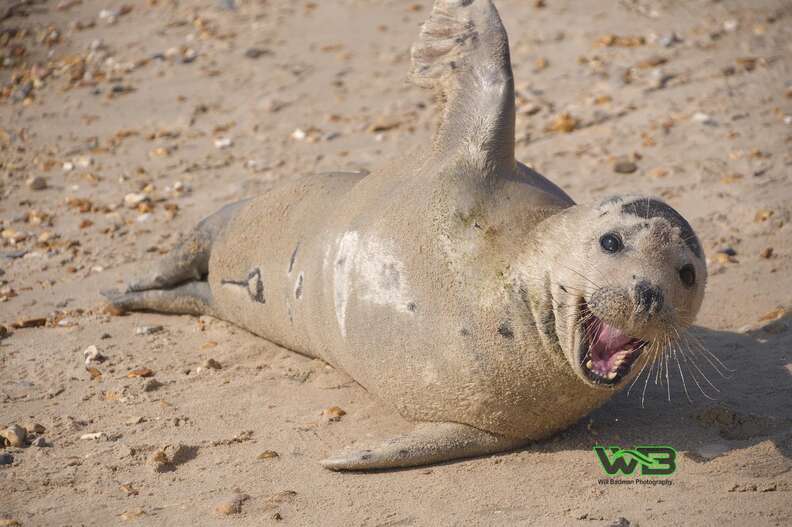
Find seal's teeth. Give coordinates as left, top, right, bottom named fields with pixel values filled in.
left=585, top=360, right=593, bottom=370
left=607, top=371, right=617, bottom=380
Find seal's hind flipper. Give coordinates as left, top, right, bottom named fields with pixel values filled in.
left=126, top=199, right=250, bottom=293
left=410, top=0, right=515, bottom=174
left=102, top=281, right=216, bottom=317
left=320, top=422, right=525, bottom=471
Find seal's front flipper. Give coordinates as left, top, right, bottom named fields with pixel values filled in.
left=410, top=0, right=515, bottom=174
left=102, top=281, right=216, bottom=317
left=320, top=422, right=525, bottom=471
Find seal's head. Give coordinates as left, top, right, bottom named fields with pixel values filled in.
left=551, top=195, right=706, bottom=388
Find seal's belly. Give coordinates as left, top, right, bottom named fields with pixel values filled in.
left=208, top=172, right=365, bottom=361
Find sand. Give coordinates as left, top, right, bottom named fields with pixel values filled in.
left=1, top=0, right=791, bottom=525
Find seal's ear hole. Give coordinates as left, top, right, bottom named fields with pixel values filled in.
left=599, top=232, right=623, bottom=254
left=679, top=264, right=696, bottom=287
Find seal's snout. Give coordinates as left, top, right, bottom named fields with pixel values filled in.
left=634, top=280, right=663, bottom=316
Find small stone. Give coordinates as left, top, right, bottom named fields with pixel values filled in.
left=322, top=406, right=346, bottom=422
left=257, top=450, right=279, bottom=460
left=0, top=425, right=26, bottom=447
left=214, top=493, right=250, bottom=515
left=244, top=48, right=270, bottom=59
left=692, top=112, right=717, bottom=126
left=213, top=137, right=232, bottom=149
left=80, top=432, right=107, bottom=440
left=83, top=344, right=106, bottom=365
left=203, top=358, right=222, bottom=370
left=0, top=453, right=13, bottom=465
left=135, top=325, right=163, bottom=336
left=149, top=449, right=172, bottom=472
left=120, top=509, right=146, bottom=521
left=26, top=176, right=48, bottom=190
left=128, top=367, right=155, bottom=378
left=613, top=160, right=638, bottom=174
left=31, top=436, right=50, bottom=447
left=24, top=423, right=45, bottom=435
left=124, top=193, right=149, bottom=209
left=546, top=112, right=579, bottom=133
left=120, top=483, right=139, bottom=496
left=760, top=247, right=773, bottom=259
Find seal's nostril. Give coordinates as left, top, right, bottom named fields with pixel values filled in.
left=635, top=281, right=663, bottom=315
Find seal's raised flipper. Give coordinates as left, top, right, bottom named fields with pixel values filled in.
left=102, top=281, right=216, bottom=317
left=126, top=200, right=249, bottom=293
left=320, top=422, right=525, bottom=471
left=410, top=0, right=515, bottom=174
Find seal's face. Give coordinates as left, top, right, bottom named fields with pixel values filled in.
left=555, top=196, right=706, bottom=388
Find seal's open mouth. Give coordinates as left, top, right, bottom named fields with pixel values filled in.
left=580, top=306, right=645, bottom=385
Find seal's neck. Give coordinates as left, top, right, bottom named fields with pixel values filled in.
left=512, top=206, right=583, bottom=353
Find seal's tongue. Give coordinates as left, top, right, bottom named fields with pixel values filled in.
left=588, top=320, right=635, bottom=377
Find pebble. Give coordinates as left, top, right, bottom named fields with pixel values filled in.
left=658, top=32, right=682, bottom=47
left=31, top=436, right=50, bottom=447
left=124, top=193, right=149, bottom=209
left=257, top=450, right=279, bottom=460
left=26, top=176, right=48, bottom=190
left=692, top=112, right=717, bottom=126
left=214, top=137, right=233, bottom=149
left=613, top=160, right=638, bottom=174
left=203, top=358, right=222, bottom=370
left=83, top=344, right=106, bottom=365
left=0, top=453, right=13, bottom=465
left=80, top=432, right=107, bottom=440
left=135, top=325, right=163, bottom=336
left=128, top=367, right=155, bottom=378
left=322, top=406, right=346, bottom=422
left=214, top=493, right=250, bottom=515
left=244, top=48, right=270, bottom=59
left=149, top=449, right=173, bottom=472
left=24, top=423, right=45, bottom=435
left=0, top=425, right=26, bottom=447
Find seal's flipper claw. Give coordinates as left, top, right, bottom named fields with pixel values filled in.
left=320, top=422, right=525, bottom=471
left=101, top=281, right=216, bottom=317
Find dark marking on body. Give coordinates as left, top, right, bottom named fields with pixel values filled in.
left=406, top=302, right=417, bottom=312
left=288, top=243, right=300, bottom=274
left=621, top=199, right=702, bottom=257
left=221, top=267, right=265, bottom=304
left=459, top=328, right=470, bottom=337
left=295, top=273, right=304, bottom=300
left=542, top=310, right=556, bottom=337
left=497, top=321, right=514, bottom=339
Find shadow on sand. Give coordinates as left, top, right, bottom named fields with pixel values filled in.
left=552, top=311, right=792, bottom=463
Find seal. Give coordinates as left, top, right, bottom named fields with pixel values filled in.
left=104, top=0, right=707, bottom=470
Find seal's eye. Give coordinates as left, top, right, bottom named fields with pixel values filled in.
left=599, top=233, right=623, bottom=254
left=679, top=264, right=696, bottom=287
